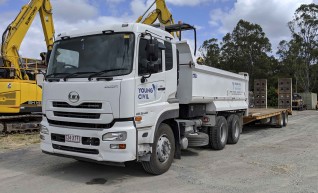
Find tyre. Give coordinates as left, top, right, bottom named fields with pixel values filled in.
left=283, top=112, right=288, bottom=126
left=277, top=113, right=284, bottom=128
left=209, top=116, right=228, bottom=150
left=187, top=132, right=209, bottom=147
left=227, top=115, right=241, bottom=144
left=142, top=123, right=175, bottom=175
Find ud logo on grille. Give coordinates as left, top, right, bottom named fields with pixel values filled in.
left=68, top=91, right=80, bottom=103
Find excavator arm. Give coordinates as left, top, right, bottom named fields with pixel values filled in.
left=1, top=0, right=55, bottom=80
left=136, top=0, right=175, bottom=27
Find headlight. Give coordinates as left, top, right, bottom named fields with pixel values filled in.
left=102, top=132, right=127, bottom=141
left=40, top=125, right=49, bottom=135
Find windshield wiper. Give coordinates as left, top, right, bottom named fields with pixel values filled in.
left=88, top=68, right=127, bottom=81
left=63, top=71, right=95, bottom=81
left=45, top=73, right=70, bottom=79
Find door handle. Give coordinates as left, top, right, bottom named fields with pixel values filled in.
left=158, top=87, right=165, bottom=91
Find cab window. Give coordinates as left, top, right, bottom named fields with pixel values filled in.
left=165, top=41, right=173, bottom=71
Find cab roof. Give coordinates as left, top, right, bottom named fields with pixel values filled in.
left=56, top=23, right=174, bottom=41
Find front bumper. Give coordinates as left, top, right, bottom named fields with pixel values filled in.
left=40, top=119, right=137, bottom=163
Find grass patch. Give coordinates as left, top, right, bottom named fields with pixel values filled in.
left=0, top=134, right=40, bottom=151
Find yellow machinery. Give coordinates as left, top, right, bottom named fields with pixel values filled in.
left=0, top=0, right=55, bottom=114
left=136, top=0, right=175, bottom=29
left=292, top=93, right=304, bottom=111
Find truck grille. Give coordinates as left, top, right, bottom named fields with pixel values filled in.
left=53, top=111, right=101, bottom=119
left=52, top=144, right=99, bottom=155
left=47, top=119, right=113, bottom=129
left=53, top=102, right=102, bottom=109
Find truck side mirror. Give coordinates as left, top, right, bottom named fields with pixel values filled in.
left=146, top=39, right=159, bottom=61
left=148, top=62, right=160, bottom=74
left=146, top=41, right=164, bottom=74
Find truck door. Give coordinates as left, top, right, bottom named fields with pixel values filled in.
left=163, top=41, right=178, bottom=102
left=135, top=38, right=167, bottom=128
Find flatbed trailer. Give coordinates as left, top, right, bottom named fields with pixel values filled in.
left=243, top=108, right=291, bottom=127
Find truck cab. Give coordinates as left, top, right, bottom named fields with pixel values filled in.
left=41, top=23, right=179, bottom=169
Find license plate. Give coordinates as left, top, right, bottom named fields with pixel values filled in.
left=65, top=135, right=81, bottom=143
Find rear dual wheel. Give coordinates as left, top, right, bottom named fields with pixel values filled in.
left=209, top=116, right=228, bottom=150
left=227, top=115, right=241, bottom=144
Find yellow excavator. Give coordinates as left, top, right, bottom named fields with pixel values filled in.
left=136, top=0, right=176, bottom=35
left=0, top=0, right=55, bottom=115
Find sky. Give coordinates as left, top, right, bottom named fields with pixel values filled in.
left=0, top=0, right=317, bottom=59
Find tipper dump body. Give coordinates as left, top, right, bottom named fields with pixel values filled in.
left=177, top=61, right=249, bottom=113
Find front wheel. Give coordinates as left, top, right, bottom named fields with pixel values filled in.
left=142, top=123, right=175, bottom=175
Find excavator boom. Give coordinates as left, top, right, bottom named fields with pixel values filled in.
left=136, top=0, right=175, bottom=27
left=1, top=0, right=55, bottom=79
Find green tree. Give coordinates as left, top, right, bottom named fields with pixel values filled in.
left=287, top=3, right=318, bottom=92
left=277, top=39, right=304, bottom=92
left=220, top=19, right=273, bottom=89
left=267, top=86, right=278, bottom=107
left=199, top=38, right=220, bottom=67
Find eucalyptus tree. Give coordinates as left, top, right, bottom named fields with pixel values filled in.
left=287, top=3, right=318, bottom=92
left=220, top=19, right=272, bottom=88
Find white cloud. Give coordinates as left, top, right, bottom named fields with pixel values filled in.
left=103, top=0, right=126, bottom=15
left=0, top=0, right=135, bottom=58
left=51, top=0, right=99, bottom=23
left=209, top=0, right=317, bottom=54
left=0, top=0, right=7, bottom=5
left=130, top=0, right=154, bottom=19
left=195, top=25, right=204, bottom=30
left=104, top=0, right=125, bottom=3
left=166, top=0, right=209, bottom=6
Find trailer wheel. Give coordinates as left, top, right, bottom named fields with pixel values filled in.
left=227, top=115, right=240, bottom=144
left=142, top=123, right=175, bottom=175
left=283, top=112, right=288, bottom=126
left=209, top=116, right=228, bottom=150
left=276, top=113, right=284, bottom=128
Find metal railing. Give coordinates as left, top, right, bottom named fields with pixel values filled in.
left=0, top=56, right=46, bottom=80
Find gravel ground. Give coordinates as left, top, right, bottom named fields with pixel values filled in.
left=0, top=110, right=317, bottom=193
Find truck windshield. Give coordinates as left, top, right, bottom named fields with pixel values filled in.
left=47, top=33, right=135, bottom=78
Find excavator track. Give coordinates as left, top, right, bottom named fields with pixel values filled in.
left=0, top=114, right=42, bottom=135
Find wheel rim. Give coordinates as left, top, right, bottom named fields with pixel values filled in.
left=285, top=114, right=288, bottom=124
left=234, top=121, right=240, bottom=138
left=156, top=135, right=171, bottom=163
left=220, top=123, right=226, bottom=143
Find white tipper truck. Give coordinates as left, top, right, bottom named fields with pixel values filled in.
left=40, top=23, right=249, bottom=175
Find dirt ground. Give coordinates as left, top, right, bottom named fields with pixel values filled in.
left=0, top=134, right=40, bottom=152
left=0, top=110, right=317, bottom=193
